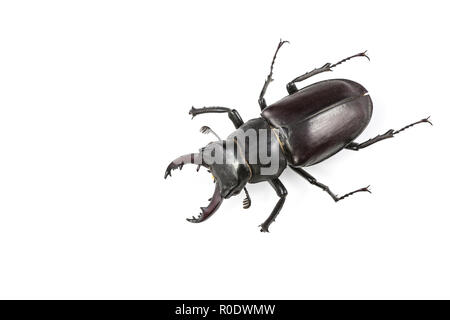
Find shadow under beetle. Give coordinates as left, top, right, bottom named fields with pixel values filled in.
left=164, top=40, right=431, bottom=232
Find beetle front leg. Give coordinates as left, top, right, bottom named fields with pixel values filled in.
left=290, top=166, right=371, bottom=202
left=259, top=178, right=288, bottom=232
left=346, top=117, right=432, bottom=151
left=258, top=39, right=289, bottom=110
left=189, top=106, right=244, bottom=129
left=286, top=51, right=370, bottom=94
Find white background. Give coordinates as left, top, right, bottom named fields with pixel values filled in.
left=0, top=1, right=449, bottom=299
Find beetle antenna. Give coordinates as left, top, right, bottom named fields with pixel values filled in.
left=243, top=187, right=251, bottom=209
left=200, top=126, right=221, bottom=141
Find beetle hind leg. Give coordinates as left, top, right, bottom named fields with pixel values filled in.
left=290, top=166, right=371, bottom=202
left=346, top=116, right=432, bottom=151
left=286, top=51, right=370, bottom=94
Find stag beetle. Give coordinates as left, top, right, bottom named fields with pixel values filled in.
left=164, top=40, right=431, bottom=232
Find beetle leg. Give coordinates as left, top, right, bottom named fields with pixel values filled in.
left=290, top=166, right=371, bottom=202
left=346, top=116, right=432, bottom=151
left=286, top=51, right=370, bottom=94
left=189, top=106, right=244, bottom=129
left=259, top=178, right=288, bottom=232
left=259, top=39, right=289, bottom=110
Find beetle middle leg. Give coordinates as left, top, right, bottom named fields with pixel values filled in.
left=286, top=51, right=370, bottom=94
left=259, top=178, right=288, bottom=232
left=346, top=117, right=432, bottom=151
left=189, top=106, right=244, bottom=129
left=290, top=166, right=371, bottom=202
left=258, top=39, right=289, bottom=110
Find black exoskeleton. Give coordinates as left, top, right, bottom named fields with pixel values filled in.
left=165, top=40, right=432, bottom=232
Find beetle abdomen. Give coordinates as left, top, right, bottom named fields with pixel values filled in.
left=261, top=79, right=373, bottom=167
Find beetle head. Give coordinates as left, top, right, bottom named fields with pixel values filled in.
left=202, top=140, right=251, bottom=199
left=164, top=139, right=251, bottom=223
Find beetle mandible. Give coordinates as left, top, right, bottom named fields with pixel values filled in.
left=164, top=40, right=431, bottom=232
